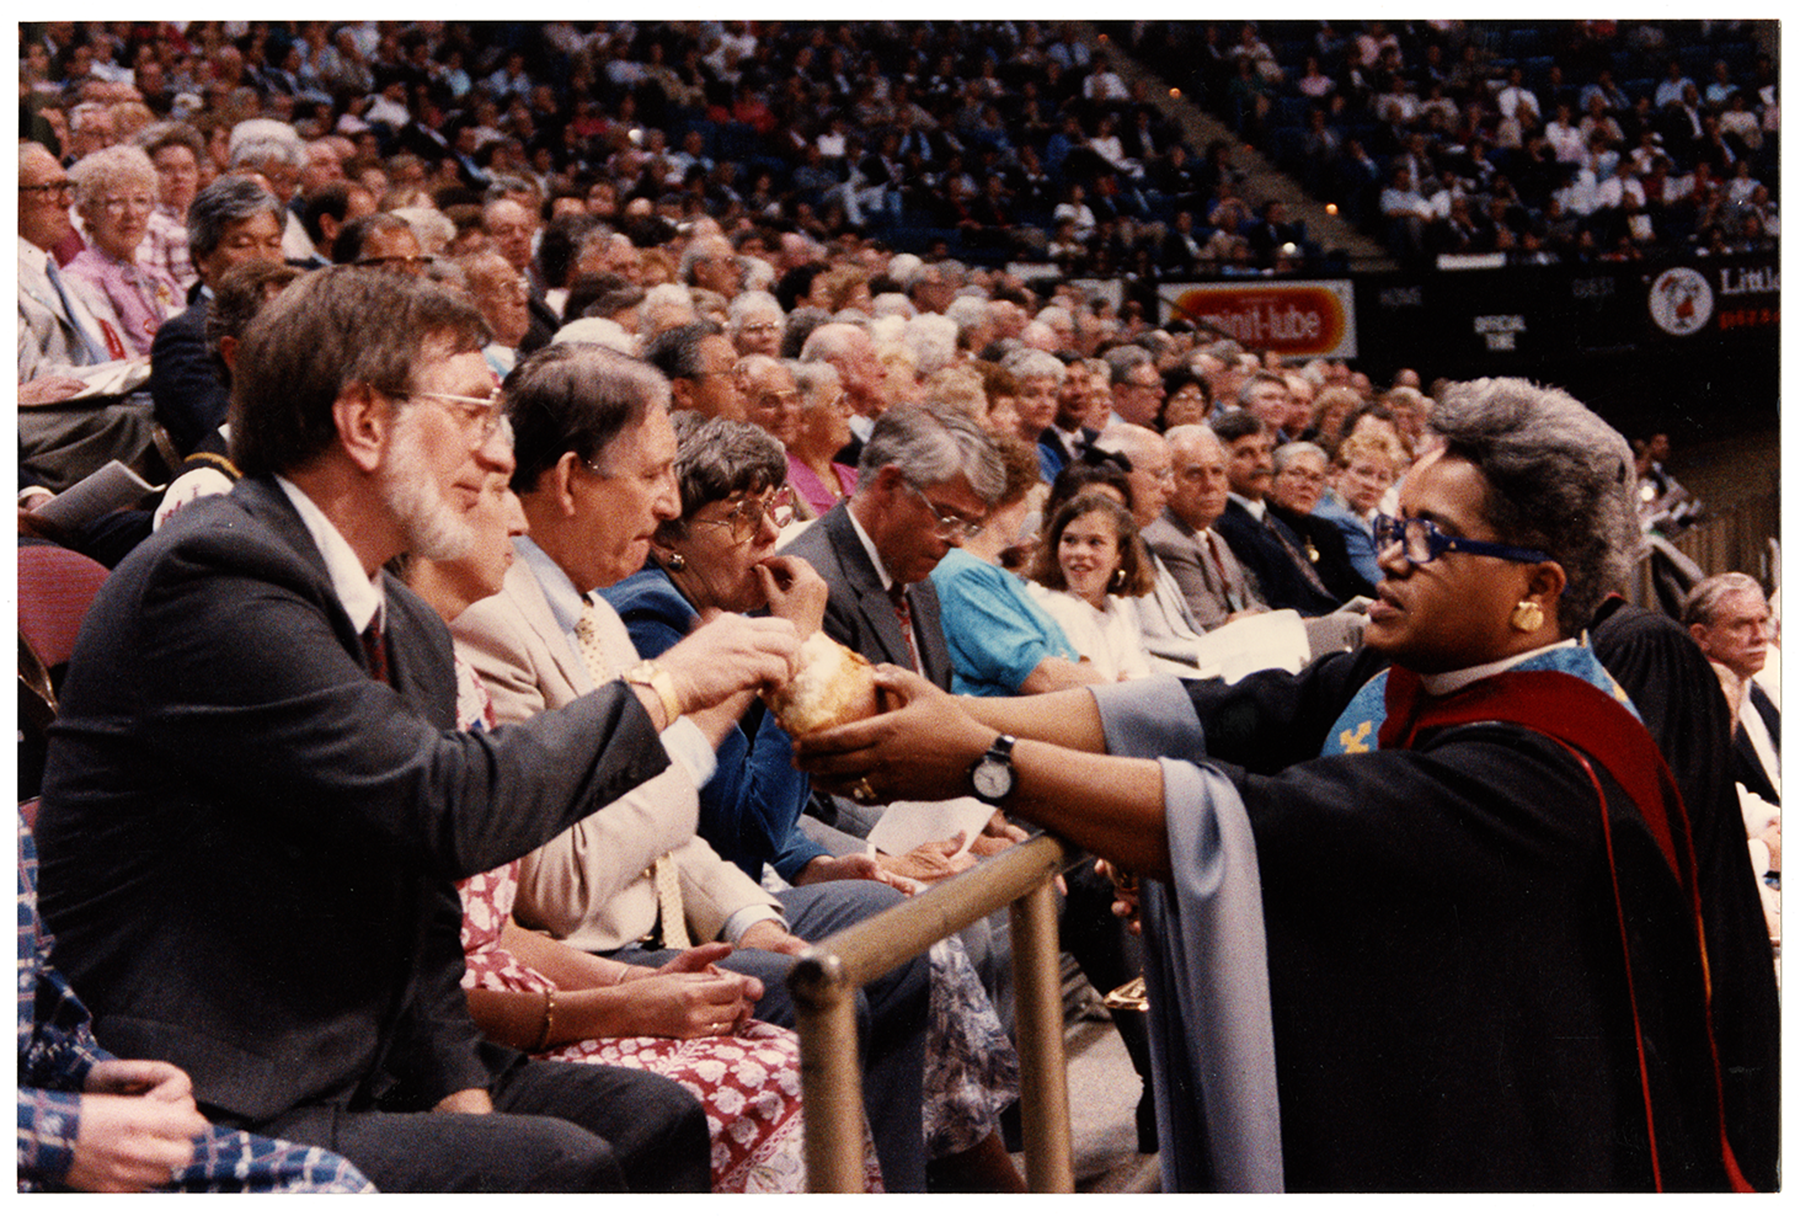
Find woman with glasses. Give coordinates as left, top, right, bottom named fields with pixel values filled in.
left=784, top=360, right=858, bottom=517
left=605, top=414, right=1027, bottom=1192
left=64, top=145, right=183, bottom=356
left=404, top=451, right=873, bottom=1194
left=795, top=378, right=1744, bottom=1192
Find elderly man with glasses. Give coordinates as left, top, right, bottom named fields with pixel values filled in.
left=35, top=268, right=801, bottom=1191
left=18, top=141, right=165, bottom=492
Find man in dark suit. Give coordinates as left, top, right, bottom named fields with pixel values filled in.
left=149, top=175, right=286, bottom=454
left=482, top=196, right=559, bottom=353
left=1265, top=441, right=1376, bottom=604
left=1210, top=410, right=1341, bottom=616
left=781, top=403, right=1000, bottom=691
left=1038, top=353, right=1102, bottom=481
left=1684, top=573, right=1781, bottom=807
left=35, top=267, right=797, bottom=1191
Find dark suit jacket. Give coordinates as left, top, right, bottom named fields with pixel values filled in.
left=779, top=499, right=954, bottom=690
left=148, top=299, right=228, bottom=455
left=1213, top=498, right=1340, bottom=616
left=519, top=288, right=560, bottom=355
left=35, top=475, right=670, bottom=1126
left=1732, top=683, right=1780, bottom=807
left=1268, top=501, right=1377, bottom=603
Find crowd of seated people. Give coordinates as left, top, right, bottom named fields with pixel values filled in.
left=1127, top=18, right=1779, bottom=263
left=17, top=18, right=1782, bottom=1196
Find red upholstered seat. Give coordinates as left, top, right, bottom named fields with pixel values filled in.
left=17, top=542, right=111, bottom=671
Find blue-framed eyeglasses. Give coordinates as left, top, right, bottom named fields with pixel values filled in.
left=1373, top=514, right=1553, bottom=566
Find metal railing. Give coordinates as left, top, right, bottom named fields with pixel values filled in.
left=1628, top=491, right=1781, bottom=611
left=787, top=833, right=1079, bottom=1192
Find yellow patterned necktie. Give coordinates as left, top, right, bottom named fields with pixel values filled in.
left=574, top=602, right=689, bottom=950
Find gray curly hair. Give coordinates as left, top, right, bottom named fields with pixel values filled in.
left=1427, top=377, right=1636, bottom=633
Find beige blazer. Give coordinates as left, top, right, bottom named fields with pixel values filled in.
left=452, top=558, right=778, bottom=952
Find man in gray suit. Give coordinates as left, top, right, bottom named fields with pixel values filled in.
left=456, top=346, right=932, bottom=1191
left=1143, top=423, right=1267, bottom=630
left=780, top=403, right=1003, bottom=690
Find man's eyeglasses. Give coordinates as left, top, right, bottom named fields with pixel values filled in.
left=20, top=180, right=75, bottom=199
left=357, top=254, right=435, bottom=272
left=904, top=479, right=984, bottom=540
left=1373, top=514, right=1552, bottom=566
left=388, top=388, right=505, bottom=444
left=691, top=486, right=795, bottom=543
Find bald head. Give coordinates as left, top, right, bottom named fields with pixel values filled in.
left=801, top=322, right=887, bottom=418
left=1096, top=423, right=1173, bottom=530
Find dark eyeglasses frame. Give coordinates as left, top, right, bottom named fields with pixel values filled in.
left=1373, top=514, right=1553, bottom=566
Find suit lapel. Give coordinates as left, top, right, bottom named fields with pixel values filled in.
left=822, top=505, right=912, bottom=670
left=505, top=558, right=595, bottom=695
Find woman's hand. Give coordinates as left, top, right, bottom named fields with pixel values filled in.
left=615, top=970, right=762, bottom=1038
left=756, top=554, right=828, bottom=640
left=797, top=851, right=919, bottom=894
left=793, top=666, right=995, bottom=804
left=880, top=834, right=978, bottom=884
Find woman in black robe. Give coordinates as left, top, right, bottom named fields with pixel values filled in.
left=795, top=378, right=1751, bottom=1193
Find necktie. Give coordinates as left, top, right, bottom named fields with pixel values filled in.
left=574, top=601, right=689, bottom=950
left=1206, top=531, right=1243, bottom=613
left=888, top=584, right=922, bottom=673
left=361, top=621, right=391, bottom=686
left=42, top=258, right=104, bottom=364
left=1266, top=515, right=1332, bottom=597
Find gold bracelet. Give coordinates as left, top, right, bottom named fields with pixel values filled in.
left=532, top=989, right=558, bottom=1052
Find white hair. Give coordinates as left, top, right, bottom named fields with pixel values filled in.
left=868, top=313, right=908, bottom=349
left=1001, top=348, right=1066, bottom=384
left=870, top=292, right=915, bottom=320
left=228, top=118, right=306, bottom=166
left=886, top=252, right=924, bottom=288
left=553, top=317, right=638, bottom=355
left=391, top=206, right=454, bottom=256
left=944, top=295, right=992, bottom=333
left=903, top=313, right=960, bottom=379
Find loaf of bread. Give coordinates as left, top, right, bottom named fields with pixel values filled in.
left=764, top=632, right=879, bottom=737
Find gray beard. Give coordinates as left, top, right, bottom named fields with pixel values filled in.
left=380, top=413, right=474, bottom=562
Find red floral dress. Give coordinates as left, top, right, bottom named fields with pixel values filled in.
left=452, top=657, right=879, bottom=1192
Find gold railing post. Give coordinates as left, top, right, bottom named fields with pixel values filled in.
left=788, top=833, right=1077, bottom=1191
left=789, top=949, right=867, bottom=1192
left=1010, top=879, right=1075, bottom=1192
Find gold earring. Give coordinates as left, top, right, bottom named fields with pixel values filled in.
left=1510, top=600, right=1544, bottom=632
left=664, top=552, right=686, bottom=572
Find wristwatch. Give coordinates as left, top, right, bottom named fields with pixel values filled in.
left=623, top=660, right=682, bottom=724
left=968, top=734, right=1017, bottom=805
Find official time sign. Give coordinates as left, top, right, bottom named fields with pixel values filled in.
left=1164, top=280, right=1357, bottom=359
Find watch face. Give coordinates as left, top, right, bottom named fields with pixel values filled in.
left=972, top=757, right=1012, bottom=800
